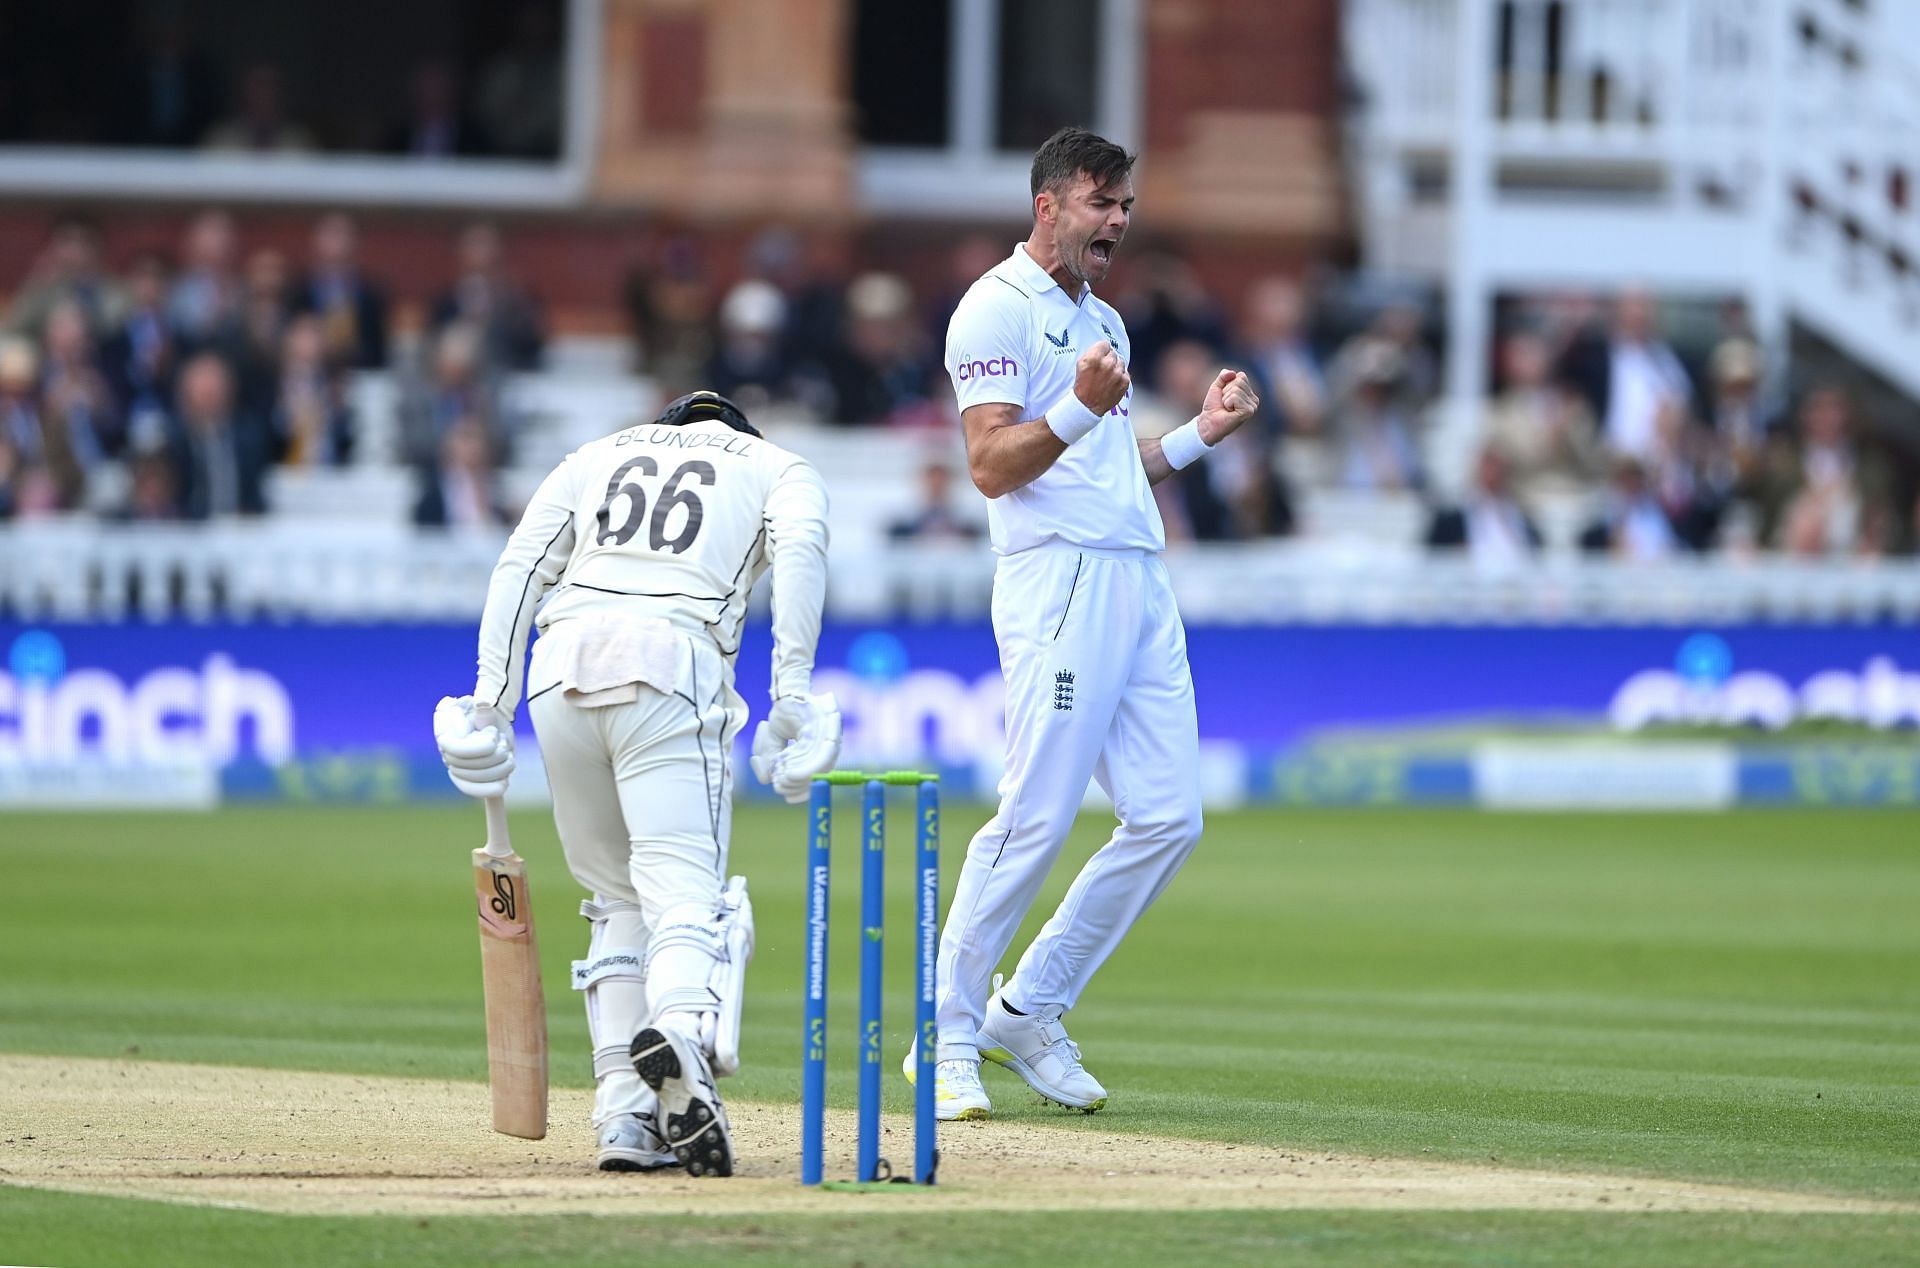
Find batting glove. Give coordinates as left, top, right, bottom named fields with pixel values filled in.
left=750, top=692, right=842, bottom=804
left=433, top=694, right=516, bottom=799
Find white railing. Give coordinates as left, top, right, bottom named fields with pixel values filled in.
left=5, top=520, right=1920, bottom=625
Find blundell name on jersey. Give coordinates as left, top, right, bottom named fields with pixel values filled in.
left=613, top=426, right=758, bottom=456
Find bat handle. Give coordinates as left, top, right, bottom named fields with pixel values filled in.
left=482, top=796, right=513, bottom=858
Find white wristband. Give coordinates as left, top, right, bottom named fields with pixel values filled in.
left=1159, top=417, right=1213, bottom=471
left=1044, top=392, right=1104, bottom=445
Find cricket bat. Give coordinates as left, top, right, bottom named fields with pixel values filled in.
left=473, top=794, right=549, bottom=1139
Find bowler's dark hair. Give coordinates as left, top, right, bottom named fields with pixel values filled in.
left=1030, top=127, right=1135, bottom=201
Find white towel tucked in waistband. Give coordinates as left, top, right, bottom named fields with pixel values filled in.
left=533, top=615, right=687, bottom=708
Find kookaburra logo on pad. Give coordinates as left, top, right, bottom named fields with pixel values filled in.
left=1053, top=671, right=1075, bottom=711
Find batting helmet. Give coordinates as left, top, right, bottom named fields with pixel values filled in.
left=652, top=390, right=761, bottom=438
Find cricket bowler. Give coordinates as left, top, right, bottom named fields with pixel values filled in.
left=914, top=127, right=1259, bottom=1119
left=434, top=391, right=842, bottom=1176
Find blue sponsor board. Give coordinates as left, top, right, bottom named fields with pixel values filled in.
left=2, top=620, right=1915, bottom=805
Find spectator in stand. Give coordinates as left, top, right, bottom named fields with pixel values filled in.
left=113, top=12, right=223, bottom=148
left=1645, top=399, right=1730, bottom=552
left=706, top=279, right=789, bottom=411
left=1239, top=275, right=1327, bottom=439
left=1326, top=335, right=1424, bottom=491
left=117, top=433, right=182, bottom=522
left=271, top=314, right=354, bottom=466
left=823, top=272, right=939, bottom=427
left=293, top=213, right=389, bottom=369
left=887, top=461, right=981, bottom=543
left=39, top=298, right=122, bottom=466
left=6, top=215, right=125, bottom=341
left=167, top=352, right=269, bottom=519
left=431, top=221, right=544, bottom=370
left=233, top=246, right=294, bottom=415
left=1751, top=385, right=1895, bottom=556
left=102, top=251, right=178, bottom=431
left=1560, top=288, right=1692, bottom=462
left=1122, top=250, right=1230, bottom=393
left=167, top=210, right=242, bottom=352
left=1704, top=337, right=1771, bottom=481
left=202, top=62, right=314, bottom=153
left=1581, top=456, right=1679, bottom=561
left=1425, top=445, right=1542, bottom=570
left=475, top=2, right=564, bottom=159
left=624, top=236, right=716, bottom=396
left=388, top=60, right=491, bottom=158
left=1368, top=301, right=1439, bottom=416
left=413, top=417, right=511, bottom=529
left=400, top=322, right=509, bottom=467
left=0, top=336, right=71, bottom=515
left=1481, top=330, right=1604, bottom=499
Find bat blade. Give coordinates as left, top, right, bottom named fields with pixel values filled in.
left=474, top=800, right=548, bottom=1139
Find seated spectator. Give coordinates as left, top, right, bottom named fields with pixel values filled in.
left=1647, top=400, right=1730, bottom=552
left=40, top=299, right=122, bottom=465
left=202, top=62, right=314, bottom=153
left=1122, top=251, right=1229, bottom=394
left=1368, top=301, right=1439, bottom=415
left=431, top=222, right=544, bottom=370
left=1327, top=335, right=1424, bottom=490
left=293, top=213, right=389, bottom=368
left=474, top=2, right=564, bottom=159
left=116, top=438, right=182, bottom=522
left=1751, top=386, right=1895, bottom=556
left=6, top=214, right=125, bottom=341
left=1239, top=275, right=1327, bottom=438
left=413, top=418, right=511, bottom=529
left=1482, top=331, right=1603, bottom=498
left=271, top=315, right=354, bottom=466
left=706, top=280, right=789, bottom=411
left=234, top=246, right=294, bottom=414
left=103, top=251, right=179, bottom=427
left=167, top=210, right=242, bottom=351
left=388, top=60, right=492, bottom=158
left=1580, top=457, right=1679, bottom=561
left=1705, top=337, right=1771, bottom=480
left=888, top=462, right=981, bottom=543
left=166, top=352, right=269, bottom=519
left=1564, top=288, right=1692, bottom=463
left=625, top=237, right=716, bottom=396
left=823, top=272, right=939, bottom=427
left=0, top=334, right=90, bottom=511
left=1425, top=446, right=1542, bottom=570
left=400, top=322, right=509, bottom=466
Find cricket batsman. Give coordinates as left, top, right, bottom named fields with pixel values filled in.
left=914, top=127, right=1259, bottom=1119
left=434, top=391, right=841, bottom=1176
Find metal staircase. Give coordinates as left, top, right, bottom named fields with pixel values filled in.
left=1344, top=0, right=1920, bottom=408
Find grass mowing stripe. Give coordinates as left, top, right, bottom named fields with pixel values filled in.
left=1, top=1188, right=1917, bottom=1268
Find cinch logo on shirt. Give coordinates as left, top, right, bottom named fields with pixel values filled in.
left=957, top=356, right=1020, bottom=381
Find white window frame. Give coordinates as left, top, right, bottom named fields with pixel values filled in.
left=858, top=0, right=1144, bottom=218
left=0, top=0, right=601, bottom=209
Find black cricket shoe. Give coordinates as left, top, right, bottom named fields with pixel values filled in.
left=630, top=1024, right=735, bottom=1177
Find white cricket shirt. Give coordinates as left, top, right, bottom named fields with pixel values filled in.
left=472, top=416, right=829, bottom=718
left=944, top=244, right=1163, bottom=555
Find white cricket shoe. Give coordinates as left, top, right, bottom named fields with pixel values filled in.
left=630, top=1023, right=734, bottom=1177
left=596, top=1110, right=679, bottom=1172
left=902, top=1043, right=992, bottom=1121
left=977, top=975, right=1108, bottom=1112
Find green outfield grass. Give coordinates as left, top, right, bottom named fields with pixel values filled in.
left=4, top=803, right=1918, bottom=1265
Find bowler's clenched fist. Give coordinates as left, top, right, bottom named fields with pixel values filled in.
left=1073, top=340, right=1131, bottom=415
left=1198, top=368, right=1259, bottom=444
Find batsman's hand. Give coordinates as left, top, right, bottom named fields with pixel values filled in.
left=1197, top=368, right=1260, bottom=444
left=1073, top=341, right=1131, bottom=416
left=433, top=694, right=516, bottom=799
left=750, top=692, right=842, bottom=804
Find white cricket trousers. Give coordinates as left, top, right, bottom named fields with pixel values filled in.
left=935, top=541, right=1203, bottom=1060
left=528, top=672, right=741, bottom=925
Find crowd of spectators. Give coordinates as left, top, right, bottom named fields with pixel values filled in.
left=3, top=5, right=564, bottom=162
left=0, top=211, right=544, bottom=526
left=6, top=208, right=1917, bottom=561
